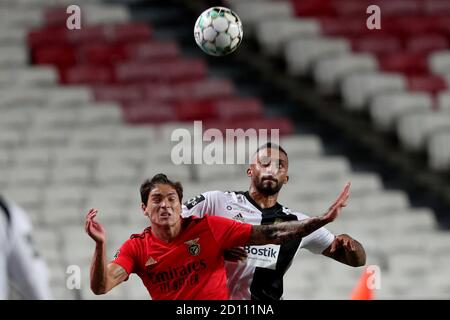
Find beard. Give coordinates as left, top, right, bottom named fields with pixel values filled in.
left=255, top=177, right=283, bottom=196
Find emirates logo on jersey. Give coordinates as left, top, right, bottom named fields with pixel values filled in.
left=185, top=238, right=200, bottom=256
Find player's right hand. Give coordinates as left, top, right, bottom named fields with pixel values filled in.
left=85, top=208, right=106, bottom=244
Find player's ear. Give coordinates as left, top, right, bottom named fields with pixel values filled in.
left=246, top=167, right=252, bottom=177
left=141, top=203, right=148, bottom=216
left=284, top=175, right=289, bottom=184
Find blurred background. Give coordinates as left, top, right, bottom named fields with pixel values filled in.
left=1, top=0, right=450, bottom=299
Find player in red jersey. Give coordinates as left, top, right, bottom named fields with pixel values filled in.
left=85, top=173, right=350, bottom=300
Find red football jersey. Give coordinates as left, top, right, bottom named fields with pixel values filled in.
left=112, top=215, right=252, bottom=300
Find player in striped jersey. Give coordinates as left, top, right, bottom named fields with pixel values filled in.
left=182, top=143, right=366, bottom=300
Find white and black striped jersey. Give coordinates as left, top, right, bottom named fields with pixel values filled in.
left=0, top=196, right=52, bottom=300
left=182, top=191, right=334, bottom=301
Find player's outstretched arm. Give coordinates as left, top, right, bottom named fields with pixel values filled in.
left=85, top=209, right=128, bottom=295
left=248, top=183, right=350, bottom=246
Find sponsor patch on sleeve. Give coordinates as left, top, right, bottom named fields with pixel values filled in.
left=184, top=194, right=206, bottom=209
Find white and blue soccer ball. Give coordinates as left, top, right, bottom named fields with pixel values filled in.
left=194, top=6, right=243, bottom=57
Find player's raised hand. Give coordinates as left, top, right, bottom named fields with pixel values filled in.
left=85, top=208, right=106, bottom=244
left=322, top=182, right=351, bottom=223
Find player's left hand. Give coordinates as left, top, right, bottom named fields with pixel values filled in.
left=330, top=234, right=357, bottom=253
left=322, top=182, right=350, bottom=223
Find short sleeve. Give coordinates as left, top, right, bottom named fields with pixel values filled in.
left=111, top=239, right=136, bottom=275
left=295, top=212, right=335, bottom=254
left=206, top=216, right=252, bottom=250
left=182, top=191, right=225, bottom=218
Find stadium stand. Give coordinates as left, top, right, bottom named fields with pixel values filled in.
left=0, top=0, right=449, bottom=299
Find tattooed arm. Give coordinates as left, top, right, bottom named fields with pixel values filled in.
left=248, top=183, right=351, bottom=246
left=85, top=209, right=128, bottom=295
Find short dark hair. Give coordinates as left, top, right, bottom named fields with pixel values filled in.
left=256, top=142, right=288, bottom=158
left=140, top=174, right=184, bottom=205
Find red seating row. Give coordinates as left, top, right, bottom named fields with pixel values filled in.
left=122, top=98, right=265, bottom=124
left=92, top=79, right=235, bottom=104
left=291, top=0, right=450, bottom=18
left=28, top=23, right=152, bottom=50
left=33, top=40, right=180, bottom=68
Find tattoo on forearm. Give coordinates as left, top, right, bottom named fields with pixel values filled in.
left=250, top=216, right=327, bottom=245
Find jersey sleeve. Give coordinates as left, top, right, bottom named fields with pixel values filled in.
left=182, top=191, right=225, bottom=218
left=111, top=238, right=137, bottom=275
left=294, top=212, right=335, bottom=254
left=206, top=215, right=252, bottom=250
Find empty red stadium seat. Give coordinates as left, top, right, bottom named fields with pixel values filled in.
left=175, top=97, right=263, bottom=122
left=143, top=79, right=234, bottom=102
left=320, top=17, right=379, bottom=37
left=124, top=41, right=180, bottom=60
left=405, top=34, right=449, bottom=54
left=28, top=28, right=68, bottom=49
left=291, top=0, right=334, bottom=17
left=204, top=118, right=294, bottom=136
left=214, top=98, right=264, bottom=120
left=33, top=45, right=76, bottom=68
left=116, top=59, right=207, bottom=83
left=176, top=100, right=217, bottom=121
left=351, top=35, right=402, bottom=56
left=62, top=65, right=115, bottom=84
left=110, top=23, right=152, bottom=43
left=424, top=0, right=450, bottom=15
left=44, top=8, right=68, bottom=27
left=78, top=43, right=127, bottom=65
left=379, top=52, right=429, bottom=75
left=407, top=75, right=447, bottom=94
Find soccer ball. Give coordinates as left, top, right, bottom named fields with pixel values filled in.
left=194, top=6, right=243, bottom=57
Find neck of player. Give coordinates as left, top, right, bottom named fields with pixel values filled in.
left=248, top=185, right=278, bottom=209
left=152, top=220, right=182, bottom=242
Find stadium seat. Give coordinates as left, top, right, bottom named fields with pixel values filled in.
left=228, top=0, right=293, bottom=34
left=369, top=92, right=433, bottom=131
left=280, top=135, right=323, bottom=156
left=428, top=50, right=450, bottom=75
left=93, top=84, right=142, bottom=104
left=62, top=65, right=115, bottom=85
left=122, top=102, right=177, bottom=123
left=313, top=53, right=378, bottom=93
left=124, top=41, right=179, bottom=60
left=427, top=129, right=450, bottom=171
left=350, top=35, right=402, bottom=56
left=45, top=86, right=93, bottom=107
left=77, top=103, right=123, bottom=126
left=0, top=66, right=57, bottom=87
left=407, top=74, right=447, bottom=94
left=341, top=72, right=407, bottom=110
left=0, top=45, right=27, bottom=68
left=12, top=148, right=53, bottom=168
left=397, top=110, right=450, bottom=150
left=379, top=52, right=429, bottom=75
left=255, top=17, right=321, bottom=55
left=0, top=27, right=26, bottom=45
left=284, top=37, right=351, bottom=75
left=405, top=33, right=449, bottom=54
left=50, top=164, right=92, bottom=186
